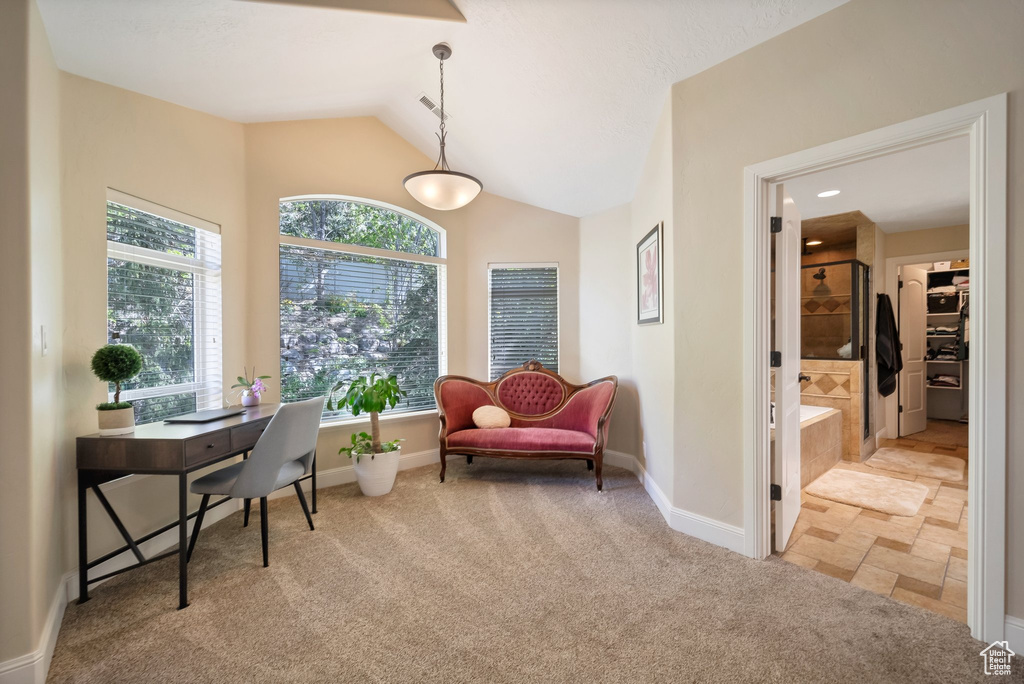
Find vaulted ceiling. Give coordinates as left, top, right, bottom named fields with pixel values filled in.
left=37, top=0, right=846, bottom=217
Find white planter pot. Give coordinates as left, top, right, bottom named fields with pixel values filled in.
left=353, top=448, right=400, bottom=496
left=97, top=406, right=135, bottom=436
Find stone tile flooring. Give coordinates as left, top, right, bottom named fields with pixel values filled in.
left=778, top=436, right=968, bottom=622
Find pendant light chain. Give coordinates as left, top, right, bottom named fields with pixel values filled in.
left=436, top=56, right=449, bottom=171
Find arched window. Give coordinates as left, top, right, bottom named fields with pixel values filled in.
left=278, top=196, right=447, bottom=418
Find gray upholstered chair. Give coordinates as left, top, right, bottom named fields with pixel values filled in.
left=187, top=397, right=324, bottom=567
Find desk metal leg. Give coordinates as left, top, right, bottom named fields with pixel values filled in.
left=178, top=473, right=189, bottom=610
left=77, top=475, right=89, bottom=604
left=311, top=451, right=317, bottom=514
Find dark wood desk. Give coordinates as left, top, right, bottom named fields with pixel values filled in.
left=76, top=403, right=317, bottom=609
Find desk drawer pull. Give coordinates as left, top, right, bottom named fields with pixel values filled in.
left=207, top=443, right=216, bottom=449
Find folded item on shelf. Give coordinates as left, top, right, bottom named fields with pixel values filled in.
left=956, top=279, right=970, bottom=290
left=928, top=285, right=957, bottom=294
left=953, top=274, right=969, bottom=285
left=928, top=374, right=961, bottom=387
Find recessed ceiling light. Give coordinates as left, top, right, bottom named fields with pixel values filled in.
left=817, top=189, right=841, bottom=198
left=806, top=239, right=823, bottom=246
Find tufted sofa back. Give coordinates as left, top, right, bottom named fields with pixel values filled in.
left=496, top=372, right=565, bottom=415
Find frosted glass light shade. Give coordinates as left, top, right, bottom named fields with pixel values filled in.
left=403, top=170, right=482, bottom=211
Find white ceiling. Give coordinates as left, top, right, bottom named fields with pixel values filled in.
left=37, top=0, right=846, bottom=217
left=785, top=136, right=970, bottom=233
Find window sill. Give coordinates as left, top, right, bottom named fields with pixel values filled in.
left=319, top=408, right=438, bottom=431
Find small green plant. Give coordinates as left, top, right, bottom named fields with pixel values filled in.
left=328, top=372, right=406, bottom=462
left=90, top=344, right=142, bottom=409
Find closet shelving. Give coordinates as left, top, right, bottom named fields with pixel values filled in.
left=924, top=266, right=968, bottom=418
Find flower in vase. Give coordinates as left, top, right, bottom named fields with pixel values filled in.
left=251, top=378, right=267, bottom=397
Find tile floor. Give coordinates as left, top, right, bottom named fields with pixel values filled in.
left=778, top=435, right=969, bottom=622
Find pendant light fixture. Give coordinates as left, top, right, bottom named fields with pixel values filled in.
left=403, top=43, right=483, bottom=211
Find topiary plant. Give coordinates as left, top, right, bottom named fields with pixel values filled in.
left=91, top=344, right=143, bottom=409
left=328, top=372, right=406, bottom=462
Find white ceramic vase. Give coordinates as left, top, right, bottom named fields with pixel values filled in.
left=353, top=448, right=400, bottom=496
left=97, top=406, right=135, bottom=436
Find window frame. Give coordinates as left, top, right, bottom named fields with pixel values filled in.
left=104, top=188, right=223, bottom=422
left=278, top=194, right=448, bottom=427
left=487, top=262, right=560, bottom=381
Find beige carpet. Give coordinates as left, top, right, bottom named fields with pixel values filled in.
left=867, top=447, right=966, bottom=482
left=48, top=460, right=1010, bottom=683
left=908, top=419, right=970, bottom=448
left=804, top=468, right=928, bottom=517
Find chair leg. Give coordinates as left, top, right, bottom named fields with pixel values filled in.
left=466, top=454, right=473, bottom=465
left=586, top=459, right=594, bottom=471
left=595, top=450, right=604, bottom=492
left=439, top=446, right=447, bottom=483
left=243, top=498, right=251, bottom=527
left=294, top=482, right=314, bottom=531
left=259, top=497, right=269, bottom=567
left=187, top=494, right=210, bottom=562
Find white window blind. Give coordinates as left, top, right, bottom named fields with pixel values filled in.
left=278, top=198, right=447, bottom=419
left=489, top=265, right=559, bottom=380
left=106, top=198, right=222, bottom=425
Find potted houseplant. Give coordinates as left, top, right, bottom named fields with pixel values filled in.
left=232, top=367, right=271, bottom=407
left=329, top=372, right=406, bottom=496
left=91, top=344, right=143, bottom=436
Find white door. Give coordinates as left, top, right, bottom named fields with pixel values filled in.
left=773, top=184, right=802, bottom=552
left=899, top=265, right=928, bottom=435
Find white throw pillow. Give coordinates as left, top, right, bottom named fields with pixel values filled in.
left=472, top=405, right=511, bottom=429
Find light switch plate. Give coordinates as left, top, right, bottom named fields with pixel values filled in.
left=40, top=325, right=48, bottom=356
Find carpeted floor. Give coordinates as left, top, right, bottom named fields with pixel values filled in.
left=48, top=460, right=1018, bottom=683
left=908, top=419, right=970, bottom=448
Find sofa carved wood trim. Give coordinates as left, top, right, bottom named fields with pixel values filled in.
left=433, top=360, right=618, bottom=490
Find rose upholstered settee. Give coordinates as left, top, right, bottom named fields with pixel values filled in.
left=433, top=361, right=618, bottom=490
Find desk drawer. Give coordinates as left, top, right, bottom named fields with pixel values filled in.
left=231, top=421, right=268, bottom=452
left=185, top=432, right=231, bottom=467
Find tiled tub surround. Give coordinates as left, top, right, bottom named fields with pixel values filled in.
left=770, top=405, right=843, bottom=489
left=799, top=407, right=843, bottom=487
left=799, top=359, right=875, bottom=463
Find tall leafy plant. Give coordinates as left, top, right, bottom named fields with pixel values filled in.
left=328, top=372, right=406, bottom=462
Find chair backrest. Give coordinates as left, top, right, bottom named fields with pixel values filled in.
left=230, top=397, right=324, bottom=499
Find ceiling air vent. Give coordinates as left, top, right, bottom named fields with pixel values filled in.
left=418, top=93, right=450, bottom=121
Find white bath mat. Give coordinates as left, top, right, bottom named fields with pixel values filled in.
left=866, top=447, right=965, bottom=482
left=805, top=469, right=928, bottom=517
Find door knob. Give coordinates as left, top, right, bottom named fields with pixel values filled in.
left=798, top=374, right=811, bottom=383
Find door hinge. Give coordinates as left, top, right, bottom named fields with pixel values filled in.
left=770, top=351, right=782, bottom=368
left=899, top=405, right=904, bottom=413
left=898, top=279, right=904, bottom=289
left=770, top=484, right=782, bottom=501
left=770, top=216, right=782, bottom=234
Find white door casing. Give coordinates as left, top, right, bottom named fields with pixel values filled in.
left=899, top=265, right=928, bottom=436
left=773, top=184, right=801, bottom=552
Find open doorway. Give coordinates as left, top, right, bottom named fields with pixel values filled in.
left=744, top=94, right=1007, bottom=643
left=768, top=134, right=972, bottom=622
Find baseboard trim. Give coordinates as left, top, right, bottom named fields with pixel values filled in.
left=0, top=570, right=74, bottom=684
left=605, top=450, right=745, bottom=554
left=1005, top=615, right=1024, bottom=652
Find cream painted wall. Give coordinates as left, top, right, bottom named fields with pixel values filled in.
left=632, top=98, right=675, bottom=496
left=0, top=0, right=36, bottom=663
left=578, top=203, right=640, bottom=458
left=577, top=96, right=675, bottom=495
left=59, top=75, right=249, bottom=569
left=27, top=0, right=65, bottom=663
left=668, top=0, right=1023, bottom=614
left=885, top=223, right=969, bottom=259
left=244, top=117, right=579, bottom=474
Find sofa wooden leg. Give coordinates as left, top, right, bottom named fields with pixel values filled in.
left=439, top=447, right=447, bottom=483
left=466, top=455, right=473, bottom=465
left=586, top=459, right=594, bottom=471
left=595, top=452, right=604, bottom=491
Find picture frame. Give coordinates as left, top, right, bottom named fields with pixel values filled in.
left=636, top=222, right=663, bottom=324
